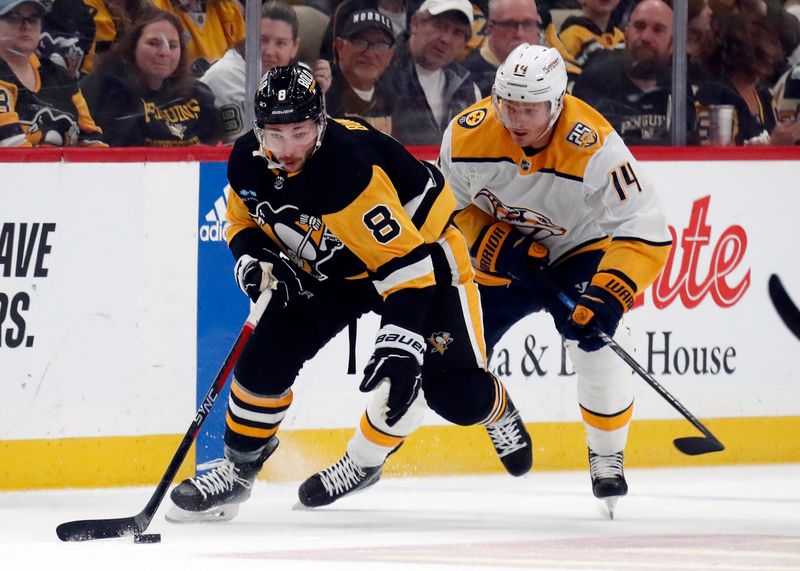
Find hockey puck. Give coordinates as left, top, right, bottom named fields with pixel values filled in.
left=133, top=533, right=161, bottom=544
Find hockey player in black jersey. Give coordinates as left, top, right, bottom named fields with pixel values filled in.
left=166, top=63, right=531, bottom=522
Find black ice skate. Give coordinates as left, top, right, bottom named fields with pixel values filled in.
left=588, top=448, right=628, bottom=519
left=485, top=398, right=532, bottom=477
left=296, top=452, right=383, bottom=508
left=166, top=437, right=279, bottom=523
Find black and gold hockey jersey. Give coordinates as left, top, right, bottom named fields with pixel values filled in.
left=226, top=118, right=464, bottom=330
left=0, top=55, right=103, bottom=147
left=151, top=0, right=245, bottom=74
left=556, top=16, right=624, bottom=71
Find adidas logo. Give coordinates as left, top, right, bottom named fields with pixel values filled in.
left=200, top=186, right=230, bottom=242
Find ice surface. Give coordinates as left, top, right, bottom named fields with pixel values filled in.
left=3, top=464, right=799, bottom=570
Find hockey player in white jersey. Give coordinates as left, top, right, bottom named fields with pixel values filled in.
left=439, top=43, right=672, bottom=517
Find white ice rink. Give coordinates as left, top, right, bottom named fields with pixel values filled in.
left=4, top=464, right=799, bottom=571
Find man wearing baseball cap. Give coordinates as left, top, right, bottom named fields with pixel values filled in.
left=328, top=7, right=396, bottom=134
left=382, top=0, right=481, bottom=145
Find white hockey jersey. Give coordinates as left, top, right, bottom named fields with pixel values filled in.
left=200, top=48, right=246, bottom=144
left=439, top=94, right=672, bottom=291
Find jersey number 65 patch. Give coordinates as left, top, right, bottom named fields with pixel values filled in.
left=363, top=205, right=401, bottom=244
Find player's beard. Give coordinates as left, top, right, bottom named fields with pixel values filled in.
left=623, top=43, right=668, bottom=81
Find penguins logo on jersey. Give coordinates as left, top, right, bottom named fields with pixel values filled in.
left=475, top=189, right=566, bottom=238
left=167, top=122, right=187, bottom=140
left=457, top=108, right=487, bottom=129
left=428, top=332, right=453, bottom=355
left=567, top=122, right=598, bottom=148
left=254, top=200, right=344, bottom=280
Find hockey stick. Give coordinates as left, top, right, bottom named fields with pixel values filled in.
left=531, top=272, right=724, bottom=456
left=768, top=274, right=800, bottom=342
left=56, top=290, right=272, bottom=542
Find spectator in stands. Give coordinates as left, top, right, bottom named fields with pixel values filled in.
left=320, top=0, right=409, bottom=61
left=709, top=0, right=800, bottom=73
left=200, top=0, right=332, bottom=144
left=80, top=0, right=148, bottom=75
left=383, top=0, right=481, bottom=145
left=37, top=0, right=95, bottom=79
left=572, top=0, right=695, bottom=145
left=687, top=0, right=713, bottom=89
left=0, top=0, right=104, bottom=147
left=555, top=0, right=624, bottom=71
left=151, top=0, right=245, bottom=75
left=80, top=7, right=222, bottom=146
left=327, top=7, right=396, bottom=133
left=695, top=11, right=800, bottom=145
left=463, top=0, right=543, bottom=96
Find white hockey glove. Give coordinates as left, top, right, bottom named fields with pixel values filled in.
left=233, top=251, right=303, bottom=309
left=360, top=325, right=425, bottom=426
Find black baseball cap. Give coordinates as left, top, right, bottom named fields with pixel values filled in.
left=338, top=8, right=394, bottom=40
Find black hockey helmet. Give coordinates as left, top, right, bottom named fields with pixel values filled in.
left=254, top=63, right=327, bottom=160
left=254, top=63, right=325, bottom=127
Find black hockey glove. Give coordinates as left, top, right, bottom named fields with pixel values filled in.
left=562, top=272, right=635, bottom=352
left=472, top=222, right=548, bottom=281
left=233, top=250, right=303, bottom=310
left=360, top=325, right=425, bottom=427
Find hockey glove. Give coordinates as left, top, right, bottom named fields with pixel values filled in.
left=233, top=250, right=303, bottom=310
left=360, top=325, right=425, bottom=427
left=563, top=272, right=635, bottom=352
left=473, top=222, right=548, bottom=281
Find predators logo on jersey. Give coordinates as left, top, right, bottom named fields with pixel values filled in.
left=567, top=122, right=598, bottom=148
left=475, top=188, right=566, bottom=238
left=457, top=108, right=487, bottom=129
left=428, top=332, right=454, bottom=355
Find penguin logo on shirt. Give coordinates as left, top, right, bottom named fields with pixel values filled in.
left=428, top=332, right=453, bottom=355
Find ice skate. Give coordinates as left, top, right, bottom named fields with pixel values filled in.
left=485, top=398, right=532, bottom=476
left=588, top=448, right=628, bottom=519
left=296, top=452, right=383, bottom=508
left=166, top=437, right=279, bottom=523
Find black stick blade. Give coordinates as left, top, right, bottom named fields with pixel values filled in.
left=673, top=436, right=725, bottom=456
left=768, top=274, right=800, bottom=341
left=56, top=516, right=141, bottom=542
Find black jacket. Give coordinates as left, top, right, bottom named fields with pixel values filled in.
left=81, top=64, right=222, bottom=146
left=382, top=39, right=480, bottom=146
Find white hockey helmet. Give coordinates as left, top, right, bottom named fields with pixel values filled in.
left=492, top=44, right=568, bottom=132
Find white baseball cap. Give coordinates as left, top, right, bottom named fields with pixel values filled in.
left=417, top=0, right=474, bottom=26
left=0, top=0, right=48, bottom=16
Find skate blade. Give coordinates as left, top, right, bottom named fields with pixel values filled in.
left=292, top=501, right=312, bottom=511
left=600, top=496, right=620, bottom=520
left=165, top=502, right=240, bottom=523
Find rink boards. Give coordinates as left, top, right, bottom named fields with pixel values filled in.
left=1, top=147, right=799, bottom=490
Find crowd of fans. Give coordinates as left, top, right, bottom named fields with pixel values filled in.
left=2, top=0, right=800, bottom=148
